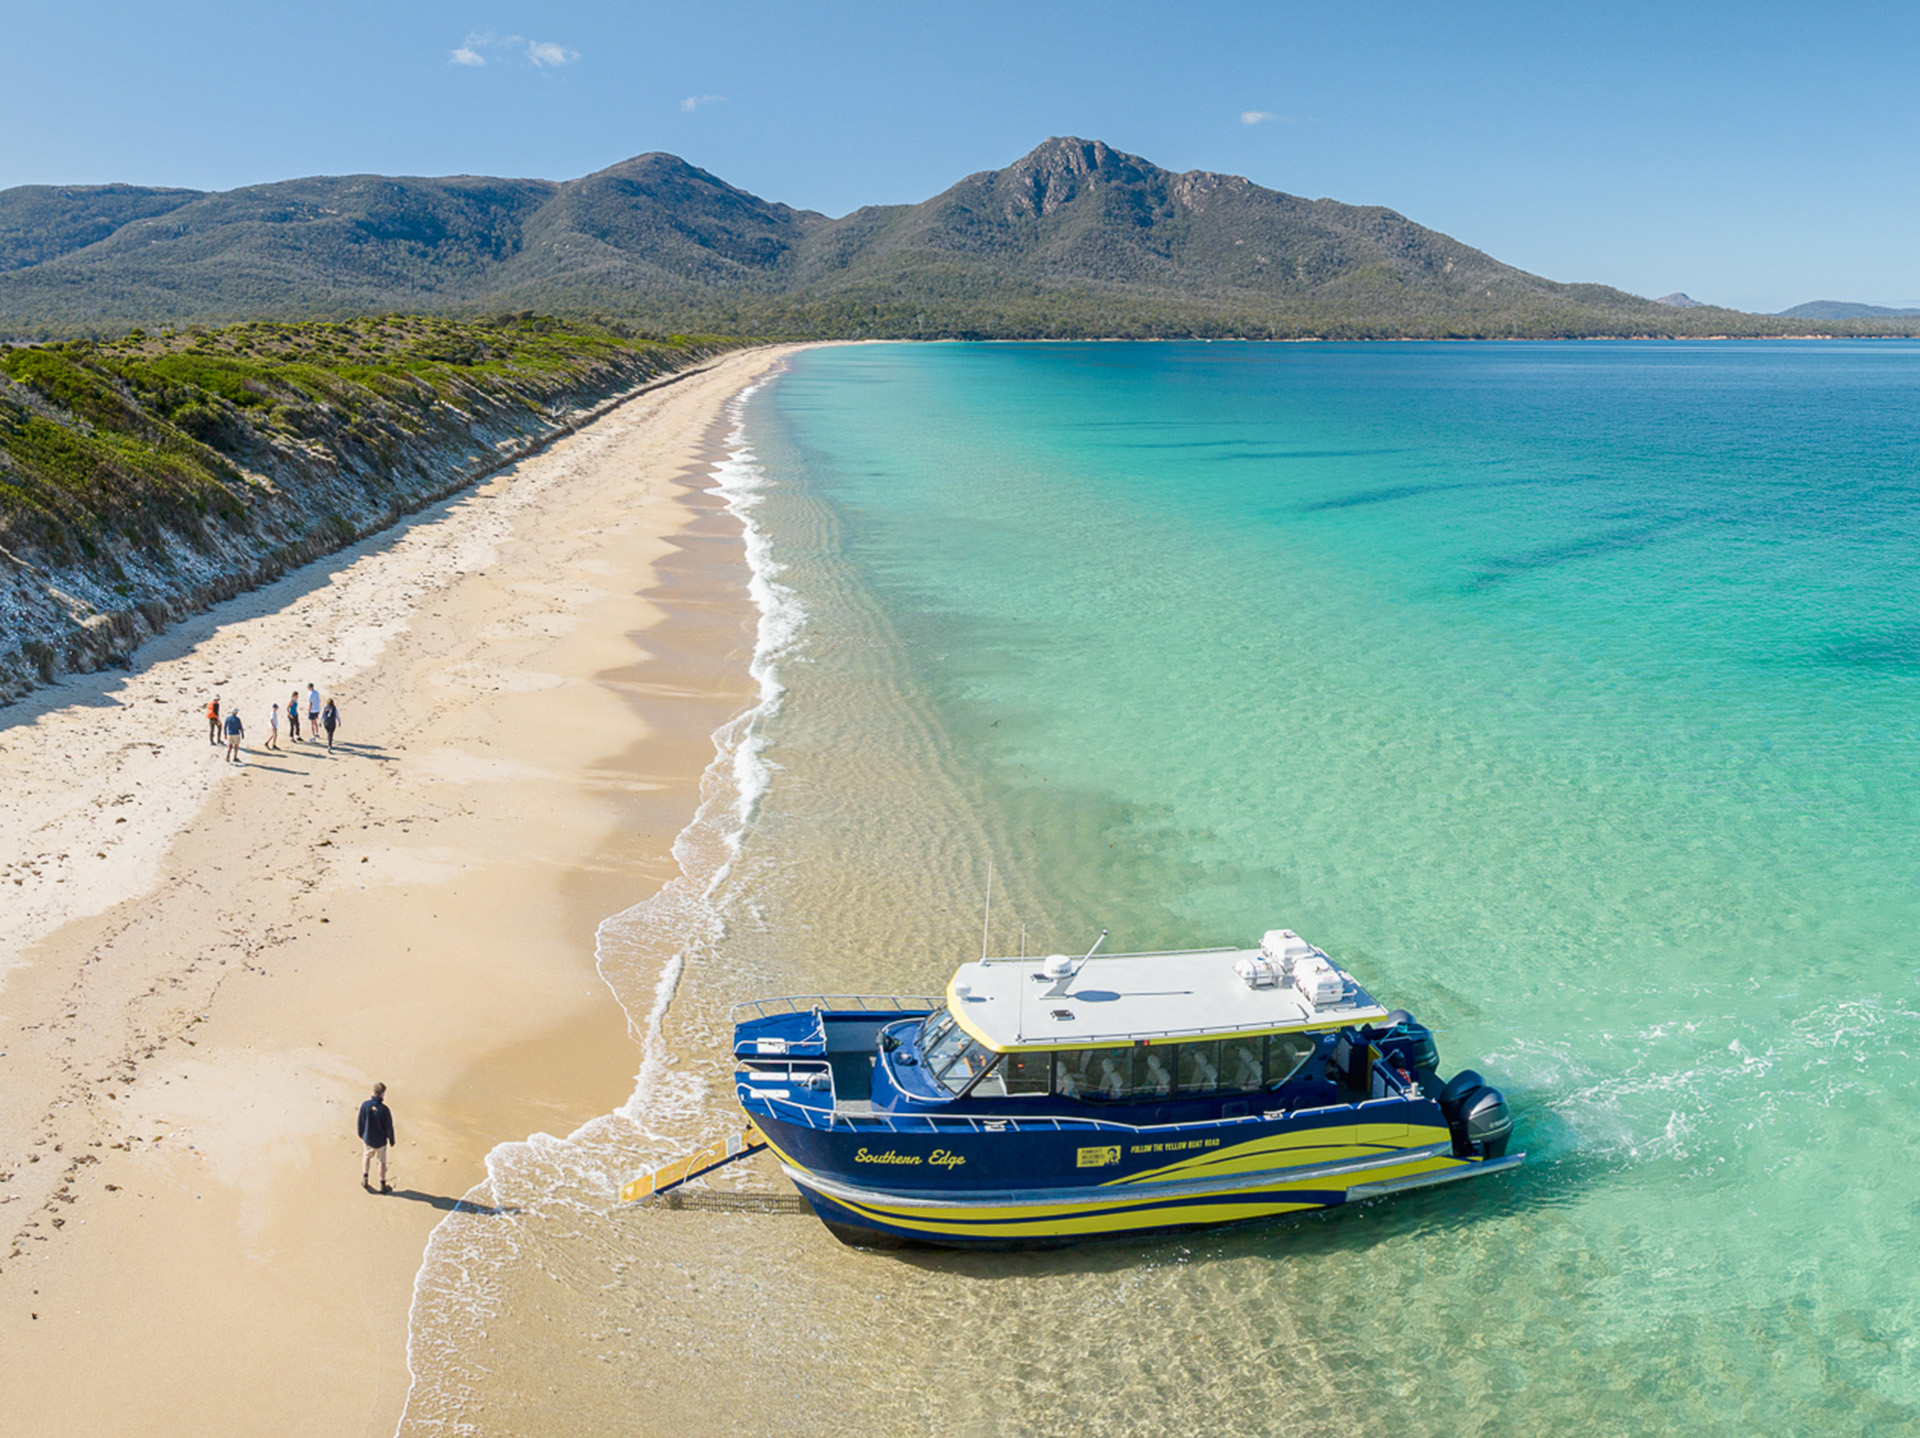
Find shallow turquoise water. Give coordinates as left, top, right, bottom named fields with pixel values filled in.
left=740, top=341, right=1920, bottom=1432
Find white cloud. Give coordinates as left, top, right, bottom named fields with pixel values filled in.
left=448, top=32, right=578, bottom=68
left=1241, top=110, right=1293, bottom=126
left=681, top=93, right=726, bottom=112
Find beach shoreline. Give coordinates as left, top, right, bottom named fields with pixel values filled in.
left=0, top=345, right=799, bottom=1437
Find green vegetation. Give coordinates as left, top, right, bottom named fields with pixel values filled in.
left=6, top=138, right=1913, bottom=342
left=0, top=314, right=729, bottom=563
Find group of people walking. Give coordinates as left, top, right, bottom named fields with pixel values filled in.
left=203, top=683, right=342, bottom=762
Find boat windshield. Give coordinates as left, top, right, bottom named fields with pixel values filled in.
left=916, top=1011, right=999, bottom=1096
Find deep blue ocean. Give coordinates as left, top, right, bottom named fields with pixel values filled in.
left=727, top=341, right=1920, bottom=1433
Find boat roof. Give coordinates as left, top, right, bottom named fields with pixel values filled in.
left=945, top=942, right=1389, bottom=1053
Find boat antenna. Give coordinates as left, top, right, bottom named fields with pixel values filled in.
left=1083, top=928, right=1108, bottom=961
left=981, top=862, right=993, bottom=961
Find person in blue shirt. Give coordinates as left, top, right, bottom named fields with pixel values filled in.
left=357, top=1082, right=396, bottom=1193
left=222, top=708, right=244, bottom=763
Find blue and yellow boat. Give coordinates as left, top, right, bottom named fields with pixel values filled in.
left=633, top=929, right=1520, bottom=1248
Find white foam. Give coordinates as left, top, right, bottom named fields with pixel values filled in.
left=709, top=378, right=806, bottom=847
left=396, top=361, right=803, bottom=1433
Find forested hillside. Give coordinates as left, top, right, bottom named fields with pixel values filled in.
left=5, top=138, right=1900, bottom=340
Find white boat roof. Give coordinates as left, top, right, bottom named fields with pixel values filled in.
left=945, top=940, right=1389, bottom=1053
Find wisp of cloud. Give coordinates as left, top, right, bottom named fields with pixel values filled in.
left=448, top=33, right=577, bottom=68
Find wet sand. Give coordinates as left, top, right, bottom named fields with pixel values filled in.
left=0, top=346, right=797, bottom=1436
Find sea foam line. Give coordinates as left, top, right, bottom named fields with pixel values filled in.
left=394, top=366, right=801, bottom=1434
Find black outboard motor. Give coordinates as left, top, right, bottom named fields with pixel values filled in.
left=1438, top=1068, right=1514, bottom=1159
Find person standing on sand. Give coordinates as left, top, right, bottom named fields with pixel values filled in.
left=322, top=696, right=340, bottom=750
left=307, top=684, right=321, bottom=738
left=357, top=1082, right=395, bottom=1193
left=223, top=707, right=245, bottom=763
left=287, top=689, right=302, bottom=742
left=206, top=696, right=221, bottom=745
left=266, top=703, right=281, bottom=751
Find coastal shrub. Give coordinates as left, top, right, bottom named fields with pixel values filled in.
left=0, top=316, right=737, bottom=564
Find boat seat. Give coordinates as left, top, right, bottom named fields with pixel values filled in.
left=1142, top=1055, right=1172, bottom=1097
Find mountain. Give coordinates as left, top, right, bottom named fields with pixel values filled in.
left=1653, top=292, right=1707, bottom=308
left=1778, top=299, right=1920, bottom=320
left=0, top=183, right=201, bottom=272
left=1, top=139, right=1910, bottom=339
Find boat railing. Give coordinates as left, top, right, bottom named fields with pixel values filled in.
left=746, top=1088, right=1412, bottom=1137
left=730, top=994, right=945, bottom=1024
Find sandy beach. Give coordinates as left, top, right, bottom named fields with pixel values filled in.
left=0, top=345, right=796, bottom=1437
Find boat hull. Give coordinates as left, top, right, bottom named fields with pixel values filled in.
left=751, top=1105, right=1520, bottom=1248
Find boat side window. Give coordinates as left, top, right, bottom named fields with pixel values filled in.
left=1090, top=1048, right=1133, bottom=1100
left=1174, top=1040, right=1222, bottom=1097
left=1000, top=1051, right=1052, bottom=1096
left=1222, top=1038, right=1266, bottom=1094
left=1053, top=1047, right=1136, bottom=1101
left=1053, top=1048, right=1100, bottom=1099
left=1136, top=1047, right=1172, bottom=1098
left=1266, top=1032, right=1320, bottom=1089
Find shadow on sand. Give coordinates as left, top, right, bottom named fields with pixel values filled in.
left=0, top=472, right=533, bottom=735
left=378, top=1188, right=521, bottom=1217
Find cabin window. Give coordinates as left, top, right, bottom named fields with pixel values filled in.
left=999, top=1051, right=1052, bottom=1096
left=1052, top=1048, right=1099, bottom=1099
left=967, top=1055, right=1009, bottom=1097
left=918, top=1012, right=969, bottom=1075
left=1222, top=1037, right=1266, bottom=1094
left=1060, top=1047, right=1179, bottom=1102
left=1174, top=1040, right=1223, bottom=1096
left=933, top=1039, right=998, bottom=1096
left=1135, top=1047, right=1174, bottom=1099
left=1018, top=1035, right=1321, bottom=1104
left=1267, top=1032, right=1319, bottom=1088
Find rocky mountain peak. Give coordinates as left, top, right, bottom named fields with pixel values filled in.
left=998, top=137, right=1159, bottom=217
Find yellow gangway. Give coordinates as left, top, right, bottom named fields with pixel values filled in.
left=620, top=1120, right=767, bottom=1204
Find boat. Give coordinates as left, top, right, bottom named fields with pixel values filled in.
left=635, top=928, right=1521, bottom=1248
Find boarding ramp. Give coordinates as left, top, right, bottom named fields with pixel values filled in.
left=620, top=1120, right=768, bottom=1204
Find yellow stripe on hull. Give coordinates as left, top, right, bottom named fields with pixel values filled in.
left=1113, top=1122, right=1451, bottom=1185
left=795, top=1149, right=1473, bottom=1242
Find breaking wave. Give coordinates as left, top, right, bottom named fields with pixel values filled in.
left=394, top=370, right=799, bottom=1434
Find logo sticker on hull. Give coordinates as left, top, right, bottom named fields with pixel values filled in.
left=1076, top=1145, right=1122, bottom=1168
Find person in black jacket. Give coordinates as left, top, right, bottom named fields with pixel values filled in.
left=357, top=1082, right=395, bottom=1193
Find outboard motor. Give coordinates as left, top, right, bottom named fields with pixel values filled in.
left=1439, top=1068, right=1514, bottom=1159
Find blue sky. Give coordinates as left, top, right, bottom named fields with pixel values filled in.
left=4, top=1, right=1916, bottom=313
